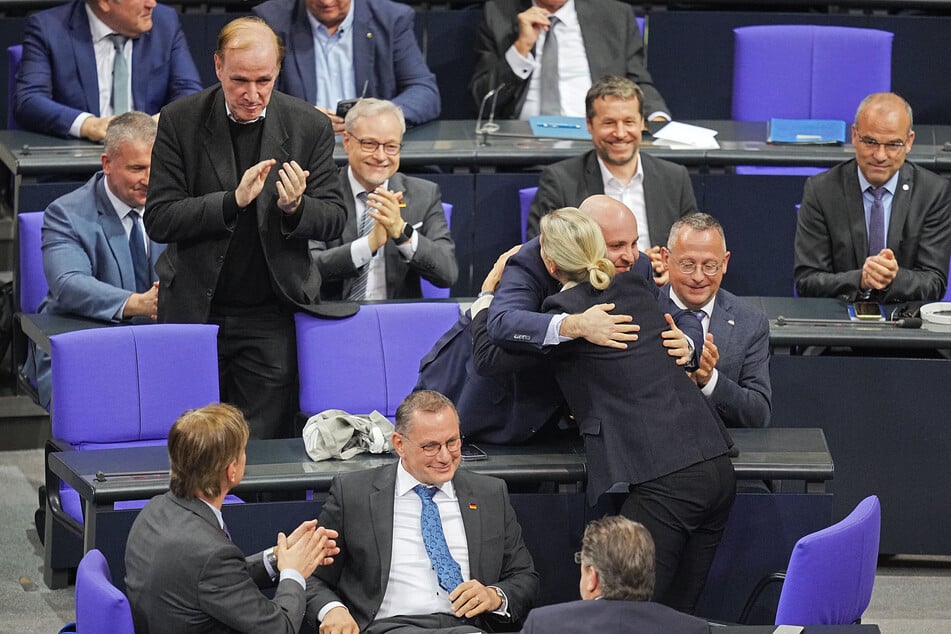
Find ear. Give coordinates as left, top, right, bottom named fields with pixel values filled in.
left=101, top=152, right=111, bottom=175
left=660, top=246, right=670, bottom=266
left=721, top=251, right=731, bottom=275
left=214, top=53, right=223, bottom=82
left=392, top=431, right=405, bottom=458
left=226, top=458, right=238, bottom=484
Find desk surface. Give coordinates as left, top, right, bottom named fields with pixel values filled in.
left=49, top=428, right=832, bottom=507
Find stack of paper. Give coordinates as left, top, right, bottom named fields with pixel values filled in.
left=651, top=122, right=720, bottom=150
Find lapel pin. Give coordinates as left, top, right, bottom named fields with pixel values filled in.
left=468, top=503, right=478, bottom=510
left=366, top=32, right=373, bottom=39
left=902, top=183, right=910, bottom=191
left=727, top=319, right=735, bottom=326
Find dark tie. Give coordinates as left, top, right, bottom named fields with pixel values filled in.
left=346, top=192, right=374, bottom=301
left=693, top=310, right=707, bottom=323
left=413, top=484, right=464, bottom=593
left=127, top=210, right=150, bottom=293
left=868, top=186, right=886, bottom=256
left=539, top=16, right=561, bottom=116
left=109, top=34, right=130, bottom=115
left=221, top=522, right=232, bottom=541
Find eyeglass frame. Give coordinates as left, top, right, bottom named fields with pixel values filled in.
left=404, top=435, right=463, bottom=457
left=353, top=136, right=402, bottom=156
left=855, top=135, right=908, bottom=153
left=573, top=551, right=585, bottom=565
left=669, top=258, right=725, bottom=276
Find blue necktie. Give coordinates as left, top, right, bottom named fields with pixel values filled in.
left=109, top=34, right=130, bottom=115
left=347, top=192, right=374, bottom=301
left=127, top=210, right=150, bottom=293
left=868, top=186, right=886, bottom=256
left=413, top=484, right=464, bottom=593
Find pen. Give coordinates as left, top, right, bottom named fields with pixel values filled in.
left=537, top=123, right=582, bottom=129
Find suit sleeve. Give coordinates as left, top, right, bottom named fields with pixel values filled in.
left=14, top=16, right=81, bottom=138
left=313, top=239, right=360, bottom=282
left=794, top=175, right=864, bottom=299
left=709, top=311, right=772, bottom=428
left=486, top=242, right=557, bottom=351
left=526, top=163, right=569, bottom=240
left=470, top=0, right=529, bottom=119
left=472, top=308, right=545, bottom=377
left=405, top=184, right=458, bottom=288
left=388, top=6, right=441, bottom=125
left=884, top=178, right=951, bottom=302
left=198, top=542, right=305, bottom=633
left=162, top=16, right=203, bottom=104
left=42, top=200, right=131, bottom=321
left=306, top=476, right=348, bottom=625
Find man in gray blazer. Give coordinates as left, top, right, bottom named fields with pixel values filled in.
left=795, top=92, right=951, bottom=302
left=662, top=213, right=772, bottom=430
left=125, top=403, right=339, bottom=633
left=314, top=99, right=457, bottom=300
left=145, top=17, right=355, bottom=439
left=470, top=0, right=668, bottom=121
left=308, top=390, right=539, bottom=633
left=526, top=76, right=697, bottom=283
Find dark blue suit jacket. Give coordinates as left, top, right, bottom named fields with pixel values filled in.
left=253, top=0, right=440, bottom=126
left=520, top=598, right=709, bottom=634
left=14, top=0, right=202, bottom=137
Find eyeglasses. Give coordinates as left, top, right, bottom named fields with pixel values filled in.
left=857, top=136, right=907, bottom=153
left=409, top=436, right=463, bottom=457
left=671, top=259, right=724, bottom=276
left=573, top=551, right=584, bottom=565
left=354, top=137, right=402, bottom=156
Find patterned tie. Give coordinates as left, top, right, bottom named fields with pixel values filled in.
left=693, top=310, right=706, bottom=323
left=868, top=186, right=887, bottom=256
left=539, top=16, right=561, bottom=116
left=127, top=210, right=150, bottom=293
left=346, top=192, right=374, bottom=301
left=109, top=34, right=130, bottom=115
left=413, top=484, right=464, bottom=593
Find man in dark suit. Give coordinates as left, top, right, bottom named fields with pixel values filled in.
left=795, top=92, right=951, bottom=302
left=470, top=0, right=668, bottom=121
left=15, top=0, right=202, bottom=141
left=253, top=0, right=440, bottom=131
left=520, top=516, right=709, bottom=634
left=314, top=98, right=457, bottom=300
left=125, top=403, right=339, bottom=633
left=662, top=213, right=771, bottom=429
left=144, top=17, right=355, bottom=439
left=526, top=76, right=696, bottom=283
left=307, top=390, right=539, bottom=633
left=25, top=112, right=164, bottom=408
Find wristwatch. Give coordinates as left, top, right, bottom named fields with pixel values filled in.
left=265, top=547, right=278, bottom=572
left=394, top=222, right=414, bottom=245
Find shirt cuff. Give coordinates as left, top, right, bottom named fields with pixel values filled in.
left=280, top=568, right=306, bottom=590
left=646, top=110, right=670, bottom=122
left=318, top=602, right=347, bottom=622
left=470, top=293, right=494, bottom=317
left=69, top=113, right=93, bottom=139
left=395, top=227, right=418, bottom=260
left=350, top=236, right=373, bottom=268
left=546, top=313, right=570, bottom=345
left=489, top=585, right=510, bottom=618
left=262, top=548, right=278, bottom=580
left=701, top=368, right=719, bottom=396
left=505, top=44, right=536, bottom=80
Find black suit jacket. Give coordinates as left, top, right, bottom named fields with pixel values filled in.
left=306, top=464, right=539, bottom=630
left=125, top=492, right=306, bottom=633
left=470, top=0, right=668, bottom=119
left=145, top=86, right=356, bottom=321
left=314, top=170, right=457, bottom=300
left=520, top=598, right=709, bottom=634
left=794, top=159, right=951, bottom=302
left=475, top=272, right=732, bottom=505
left=526, top=150, right=697, bottom=242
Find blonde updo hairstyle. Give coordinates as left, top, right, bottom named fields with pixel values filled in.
left=539, top=207, right=616, bottom=290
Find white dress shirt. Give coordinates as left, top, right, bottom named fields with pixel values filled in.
left=598, top=153, right=650, bottom=252
left=72, top=6, right=134, bottom=138
left=307, top=2, right=357, bottom=110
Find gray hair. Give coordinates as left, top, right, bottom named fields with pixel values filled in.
left=854, top=92, right=914, bottom=135
left=667, top=212, right=727, bottom=252
left=104, top=111, right=157, bottom=158
left=580, top=516, right=655, bottom=601
left=394, top=390, right=457, bottom=435
left=344, top=98, right=406, bottom=136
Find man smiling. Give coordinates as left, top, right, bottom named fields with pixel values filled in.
left=795, top=92, right=951, bottom=302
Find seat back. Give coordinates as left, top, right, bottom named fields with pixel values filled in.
left=7, top=45, right=22, bottom=130
left=296, top=302, right=460, bottom=419
left=421, top=202, right=454, bottom=299
left=75, top=549, right=134, bottom=634
left=732, top=25, right=893, bottom=123
left=775, top=495, right=881, bottom=625
left=17, top=211, right=47, bottom=313
left=518, top=187, right=537, bottom=243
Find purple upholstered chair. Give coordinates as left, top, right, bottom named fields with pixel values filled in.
left=420, top=202, right=454, bottom=299
left=16, top=211, right=46, bottom=314
left=7, top=45, right=22, bottom=130
left=296, top=302, right=461, bottom=420
left=518, top=187, right=537, bottom=243
left=74, top=549, right=134, bottom=634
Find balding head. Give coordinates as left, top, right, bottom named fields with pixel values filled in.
left=579, top=195, right=639, bottom=273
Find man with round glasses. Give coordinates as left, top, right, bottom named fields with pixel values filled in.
left=662, top=213, right=772, bottom=430
left=794, top=92, right=951, bottom=301
left=314, top=98, right=458, bottom=300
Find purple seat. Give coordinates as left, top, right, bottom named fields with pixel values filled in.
left=296, top=302, right=460, bottom=420
left=420, top=202, right=454, bottom=299
left=75, top=549, right=134, bottom=634
left=16, top=211, right=46, bottom=313
left=518, top=187, right=537, bottom=243
left=7, top=45, right=22, bottom=130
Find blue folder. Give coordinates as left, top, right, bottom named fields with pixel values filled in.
left=767, top=118, right=847, bottom=145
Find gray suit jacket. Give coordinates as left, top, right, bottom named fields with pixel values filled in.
left=314, top=170, right=457, bottom=300
left=307, top=464, right=539, bottom=630
left=145, top=85, right=356, bottom=321
left=520, top=598, right=709, bottom=634
left=125, top=492, right=306, bottom=634
left=40, top=172, right=164, bottom=321
left=526, top=150, right=697, bottom=244
left=470, top=0, right=667, bottom=120
left=794, top=159, right=951, bottom=302
left=663, top=286, right=771, bottom=429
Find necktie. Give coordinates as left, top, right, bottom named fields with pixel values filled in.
left=347, top=192, right=374, bottom=301
left=413, top=484, right=464, bottom=593
left=221, top=522, right=232, bottom=541
left=127, top=210, right=150, bottom=293
left=868, top=186, right=886, bottom=256
left=539, top=16, right=561, bottom=116
left=693, top=310, right=707, bottom=323
left=109, top=34, right=130, bottom=115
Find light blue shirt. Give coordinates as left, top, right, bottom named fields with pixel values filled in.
left=857, top=166, right=900, bottom=247
left=308, top=3, right=357, bottom=110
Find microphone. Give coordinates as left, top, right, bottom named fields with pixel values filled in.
left=775, top=315, right=922, bottom=329
left=475, top=83, right=506, bottom=139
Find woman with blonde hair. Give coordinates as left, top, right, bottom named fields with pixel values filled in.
left=473, top=206, right=735, bottom=616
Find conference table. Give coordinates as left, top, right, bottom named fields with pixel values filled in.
left=47, top=428, right=833, bottom=622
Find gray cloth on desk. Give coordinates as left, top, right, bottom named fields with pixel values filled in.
left=303, top=409, right=394, bottom=461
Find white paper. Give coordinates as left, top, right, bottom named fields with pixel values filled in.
left=652, top=121, right=720, bottom=150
